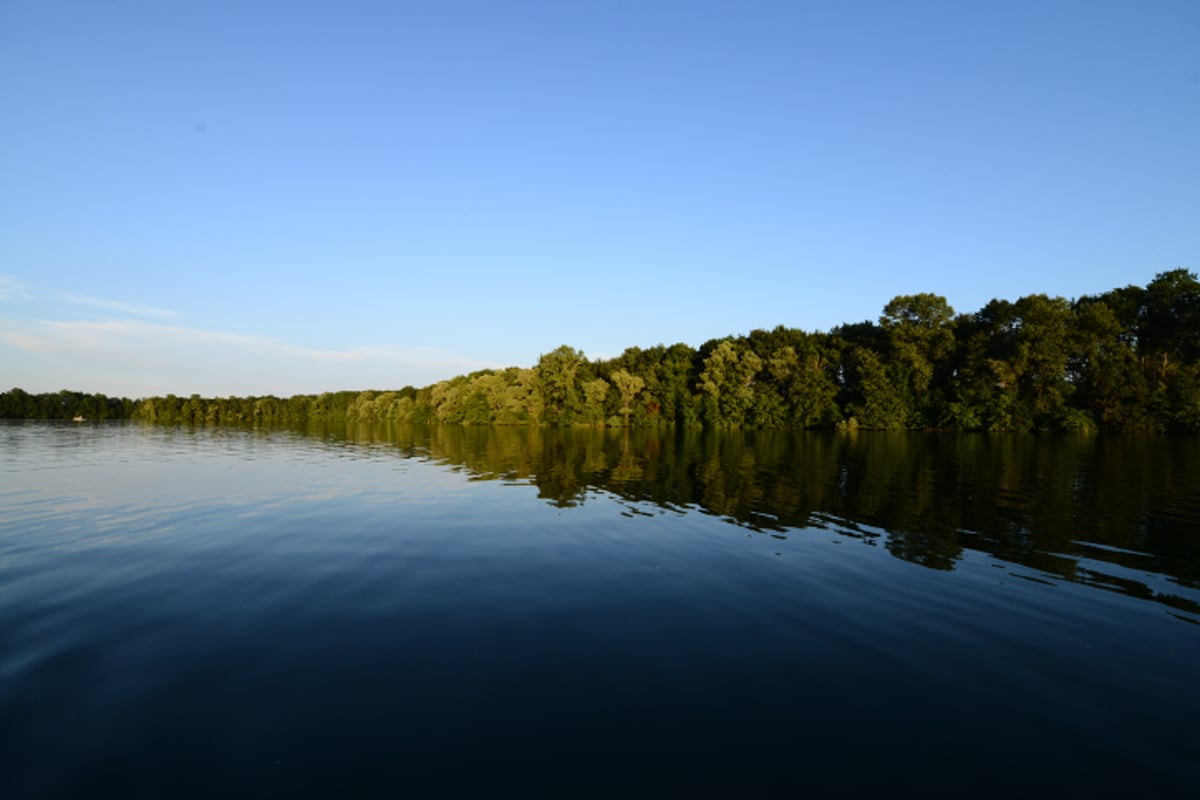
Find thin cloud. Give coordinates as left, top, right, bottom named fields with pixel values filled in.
left=0, top=317, right=498, bottom=397
left=0, top=274, right=30, bottom=302
left=64, top=295, right=179, bottom=318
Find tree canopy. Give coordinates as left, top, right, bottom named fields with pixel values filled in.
left=5, top=270, right=1199, bottom=432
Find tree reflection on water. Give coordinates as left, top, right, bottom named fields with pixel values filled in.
left=324, top=423, right=1200, bottom=616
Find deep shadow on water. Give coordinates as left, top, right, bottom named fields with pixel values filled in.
left=332, top=424, right=1200, bottom=616
left=2, top=422, right=1198, bottom=797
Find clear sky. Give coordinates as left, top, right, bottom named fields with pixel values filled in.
left=2, top=0, right=1198, bottom=398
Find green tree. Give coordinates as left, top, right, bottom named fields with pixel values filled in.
left=1071, top=296, right=1149, bottom=430
left=698, top=339, right=763, bottom=428
left=879, top=293, right=956, bottom=427
left=538, top=345, right=586, bottom=425
left=789, top=336, right=843, bottom=428
left=1139, top=269, right=1200, bottom=369
left=609, top=369, right=645, bottom=426
left=1011, top=294, right=1075, bottom=428
left=580, top=377, right=610, bottom=427
left=844, top=346, right=910, bottom=429
left=651, top=343, right=700, bottom=426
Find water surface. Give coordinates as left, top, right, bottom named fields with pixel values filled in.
left=2, top=422, right=1197, bottom=795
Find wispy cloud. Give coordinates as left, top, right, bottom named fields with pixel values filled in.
left=0, top=317, right=498, bottom=397
left=0, top=274, right=29, bottom=302
left=63, top=295, right=179, bottom=318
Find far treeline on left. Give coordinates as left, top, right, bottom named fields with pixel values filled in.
left=4, top=270, right=1199, bottom=433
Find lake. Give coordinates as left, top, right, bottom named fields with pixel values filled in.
left=2, top=421, right=1198, bottom=796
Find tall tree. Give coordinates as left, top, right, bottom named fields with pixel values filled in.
left=580, top=377, right=611, bottom=427
left=1010, top=294, right=1075, bottom=428
left=1071, top=296, right=1148, bottom=430
left=610, top=369, right=645, bottom=425
left=538, top=345, right=586, bottom=425
left=698, top=339, right=763, bottom=428
left=879, top=293, right=956, bottom=427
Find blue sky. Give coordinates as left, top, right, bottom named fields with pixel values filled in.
left=3, top=0, right=1198, bottom=397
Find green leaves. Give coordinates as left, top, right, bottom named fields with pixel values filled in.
left=699, top=340, right=764, bottom=428
left=9, top=271, right=1199, bottom=433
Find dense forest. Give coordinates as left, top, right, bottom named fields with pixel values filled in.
left=0, top=389, right=136, bottom=421
left=4, top=270, right=1199, bottom=432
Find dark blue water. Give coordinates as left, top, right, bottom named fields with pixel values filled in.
left=2, top=422, right=1197, bottom=795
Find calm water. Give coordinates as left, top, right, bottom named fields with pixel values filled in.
left=2, top=421, right=1198, bottom=796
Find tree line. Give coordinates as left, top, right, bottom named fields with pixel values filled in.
left=4, top=270, right=1198, bottom=432
left=0, top=388, right=136, bottom=421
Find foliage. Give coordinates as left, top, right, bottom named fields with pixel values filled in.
left=5, top=271, right=1199, bottom=432
left=0, top=388, right=135, bottom=420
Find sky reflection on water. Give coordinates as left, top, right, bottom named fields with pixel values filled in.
left=1, top=421, right=1198, bottom=795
